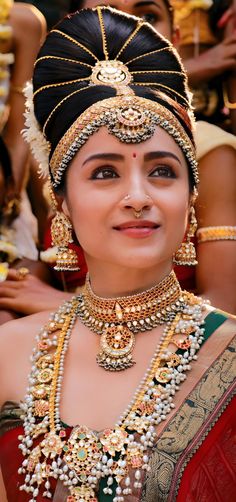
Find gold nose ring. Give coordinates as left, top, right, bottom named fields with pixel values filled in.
left=133, top=209, right=143, bottom=219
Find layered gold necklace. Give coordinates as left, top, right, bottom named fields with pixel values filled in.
left=18, top=274, right=206, bottom=502
left=78, top=270, right=184, bottom=371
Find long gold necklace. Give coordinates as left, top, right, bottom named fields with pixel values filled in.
left=18, top=287, right=206, bottom=502
left=78, top=270, right=184, bottom=371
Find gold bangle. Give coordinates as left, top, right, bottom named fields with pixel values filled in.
left=223, top=83, right=236, bottom=110
left=197, top=226, right=236, bottom=243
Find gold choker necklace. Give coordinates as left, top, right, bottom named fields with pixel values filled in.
left=77, top=271, right=184, bottom=371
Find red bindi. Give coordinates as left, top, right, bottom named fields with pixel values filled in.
left=132, top=152, right=137, bottom=158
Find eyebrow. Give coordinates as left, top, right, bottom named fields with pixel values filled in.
left=108, top=1, right=163, bottom=11
left=133, top=1, right=162, bottom=10
left=144, top=151, right=181, bottom=164
left=82, top=153, right=124, bottom=166
left=82, top=151, right=181, bottom=166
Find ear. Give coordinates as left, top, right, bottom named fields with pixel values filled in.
left=172, top=26, right=180, bottom=48
left=62, top=198, right=70, bottom=218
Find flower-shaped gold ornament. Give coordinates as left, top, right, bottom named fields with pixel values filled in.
left=90, top=60, right=132, bottom=87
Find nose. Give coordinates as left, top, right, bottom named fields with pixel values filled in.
left=121, top=178, right=153, bottom=212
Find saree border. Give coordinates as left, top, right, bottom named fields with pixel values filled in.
left=142, top=324, right=236, bottom=502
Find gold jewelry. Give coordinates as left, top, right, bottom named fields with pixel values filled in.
left=50, top=29, right=99, bottom=62
left=97, top=6, right=109, bottom=60
left=133, top=208, right=143, bottom=219
left=16, top=267, right=30, bottom=280
left=173, top=205, right=198, bottom=266
left=197, top=226, right=236, bottom=243
left=78, top=271, right=184, bottom=371
left=90, top=59, right=132, bottom=87
left=18, top=291, right=206, bottom=500
left=223, top=83, right=236, bottom=110
left=115, top=19, right=144, bottom=60
left=2, top=193, right=21, bottom=220
left=50, top=212, right=80, bottom=271
left=50, top=94, right=198, bottom=188
left=0, top=262, right=9, bottom=282
left=24, top=7, right=197, bottom=186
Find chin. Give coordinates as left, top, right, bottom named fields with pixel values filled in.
left=112, top=250, right=170, bottom=270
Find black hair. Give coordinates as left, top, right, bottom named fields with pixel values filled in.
left=0, top=136, right=19, bottom=225
left=209, top=0, right=232, bottom=31
left=0, top=136, right=12, bottom=183
left=33, top=7, right=195, bottom=189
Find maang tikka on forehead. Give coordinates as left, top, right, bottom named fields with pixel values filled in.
left=23, top=6, right=199, bottom=187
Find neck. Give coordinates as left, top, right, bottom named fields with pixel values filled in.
left=84, top=259, right=174, bottom=298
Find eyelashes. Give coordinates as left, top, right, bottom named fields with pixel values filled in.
left=150, top=166, right=176, bottom=178
left=90, top=166, right=119, bottom=180
left=89, top=165, right=177, bottom=180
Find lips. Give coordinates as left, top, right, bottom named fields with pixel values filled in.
left=114, top=220, right=159, bottom=230
left=113, top=220, right=160, bottom=238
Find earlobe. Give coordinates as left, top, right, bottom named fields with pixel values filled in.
left=62, top=198, right=70, bottom=217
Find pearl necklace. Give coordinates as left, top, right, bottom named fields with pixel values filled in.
left=18, top=291, right=206, bottom=502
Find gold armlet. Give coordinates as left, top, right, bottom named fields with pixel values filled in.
left=197, top=226, right=236, bottom=243
left=223, top=84, right=236, bottom=110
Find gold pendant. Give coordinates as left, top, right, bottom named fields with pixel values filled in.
left=96, top=325, right=135, bottom=371
left=67, top=485, right=98, bottom=502
left=65, top=426, right=101, bottom=501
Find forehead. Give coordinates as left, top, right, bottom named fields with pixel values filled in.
left=84, top=0, right=169, bottom=14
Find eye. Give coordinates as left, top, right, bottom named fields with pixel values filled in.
left=90, top=167, right=119, bottom=180
left=150, top=166, right=176, bottom=178
left=140, top=12, right=159, bottom=25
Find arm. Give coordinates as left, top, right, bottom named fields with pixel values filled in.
left=183, top=34, right=236, bottom=87
left=0, top=471, right=7, bottom=502
left=0, top=269, right=73, bottom=317
left=195, top=145, right=236, bottom=314
left=3, top=3, right=46, bottom=192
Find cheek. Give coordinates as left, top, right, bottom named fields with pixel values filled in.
left=160, top=189, right=189, bottom=232
left=66, top=191, right=108, bottom=244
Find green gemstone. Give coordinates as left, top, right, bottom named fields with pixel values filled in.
left=78, top=433, right=86, bottom=440
left=63, top=445, right=69, bottom=452
left=77, top=448, right=87, bottom=461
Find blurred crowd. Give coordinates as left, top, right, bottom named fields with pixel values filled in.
left=0, top=0, right=235, bottom=325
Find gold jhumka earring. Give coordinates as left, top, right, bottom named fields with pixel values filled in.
left=49, top=182, right=80, bottom=271
left=51, top=212, right=80, bottom=271
left=173, top=197, right=198, bottom=267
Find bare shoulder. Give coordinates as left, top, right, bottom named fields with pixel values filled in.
left=0, top=310, right=51, bottom=344
left=10, top=2, right=46, bottom=43
left=0, top=311, right=52, bottom=407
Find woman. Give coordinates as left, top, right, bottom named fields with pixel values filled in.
left=0, top=6, right=235, bottom=501
left=1, top=0, right=235, bottom=318
left=0, top=136, right=54, bottom=325
left=1, top=0, right=46, bottom=192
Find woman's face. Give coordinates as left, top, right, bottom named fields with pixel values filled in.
left=84, top=0, right=173, bottom=40
left=63, top=126, right=190, bottom=271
